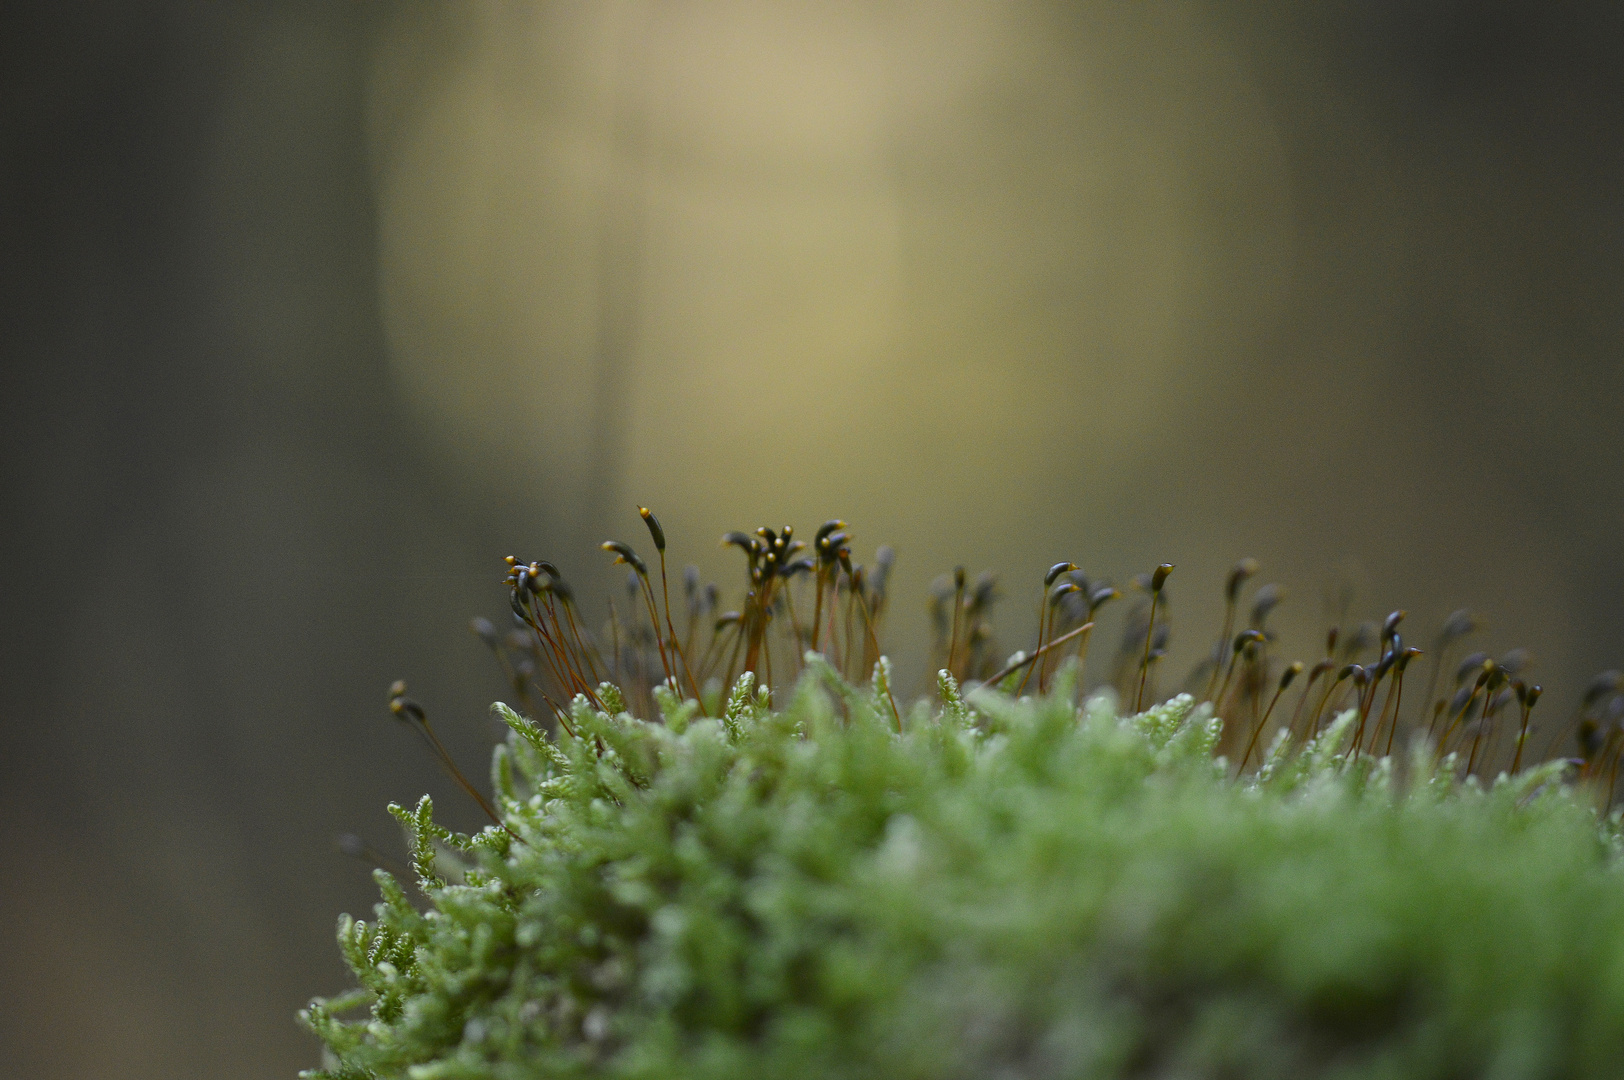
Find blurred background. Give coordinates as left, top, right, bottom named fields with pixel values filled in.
left=3, top=1, right=1623, bottom=1075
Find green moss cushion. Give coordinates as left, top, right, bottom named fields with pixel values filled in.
left=304, top=663, right=1624, bottom=1080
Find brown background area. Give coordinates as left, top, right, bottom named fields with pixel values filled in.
left=2, top=3, right=1623, bottom=1076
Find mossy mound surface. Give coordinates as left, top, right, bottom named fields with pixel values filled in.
left=304, top=662, right=1624, bottom=1079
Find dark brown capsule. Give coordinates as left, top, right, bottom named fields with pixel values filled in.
left=387, top=681, right=426, bottom=724
left=1250, top=584, right=1283, bottom=626
left=1578, top=718, right=1604, bottom=759
left=1048, top=580, right=1081, bottom=606
left=1280, top=661, right=1305, bottom=691
left=870, top=546, right=895, bottom=597
left=1583, top=671, right=1622, bottom=706
left=1225, top=557, right=1259, bottom=602
left=722, top=532, right=758, bottom=559
left=1235, top=629, right=1266, bottom=652
left=637, top=507, right=666, bottom=551
left=1045, top=561, right=1078, bottom=587
left=602, top=540, right=648, bottom=576
left=820, top=532, right=851, bottom=563
left=970, top=571, right=999, bottom=611
left=1456, top=652, right=1491, bottom=685
left=1438, top=608, right=1476, bottom=644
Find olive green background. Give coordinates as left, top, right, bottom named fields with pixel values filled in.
left=3, top=3, right=1623, bottom=1076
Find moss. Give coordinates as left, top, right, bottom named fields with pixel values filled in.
left=304, top=664, right=1624, bottom=1079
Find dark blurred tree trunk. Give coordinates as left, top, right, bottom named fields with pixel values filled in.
left=0, top=4, right=520, bottom=1077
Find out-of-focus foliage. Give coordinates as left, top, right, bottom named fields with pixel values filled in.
left=305, top=662, right=1624, bottom=1079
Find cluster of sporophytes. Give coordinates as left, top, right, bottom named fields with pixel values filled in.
left=306, top=510, right=1624, bottom=1079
